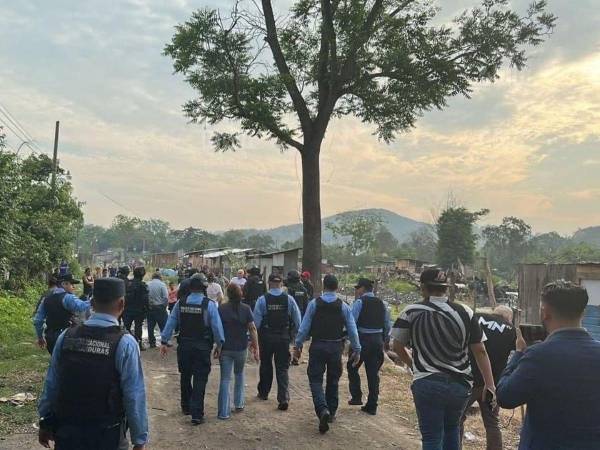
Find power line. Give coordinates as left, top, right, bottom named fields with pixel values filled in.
left=0, top=102, right=44, bottom=152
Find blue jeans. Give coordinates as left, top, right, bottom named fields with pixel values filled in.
left=147, top=306, right=168, bottom=346
left=218, top=349, right=247, bottom=419
left=411, top=374, right=471, bottom=450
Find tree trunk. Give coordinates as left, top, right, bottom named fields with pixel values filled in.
left=301, top=145, right=322, bottom=292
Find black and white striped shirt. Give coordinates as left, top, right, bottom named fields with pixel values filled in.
left=391, top=296, right=485, bottom=384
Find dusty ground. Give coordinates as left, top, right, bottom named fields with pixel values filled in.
left=0, top=346, right=522, bottom=450
left=0, top=346, right=420, bottom=450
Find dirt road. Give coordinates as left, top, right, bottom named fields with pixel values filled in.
left=1, top=346, right=420, bottom=450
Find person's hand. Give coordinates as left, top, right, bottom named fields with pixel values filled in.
left=350, top=351, right=361, bottom=368
left=37, top=338, right=46, bottom=349
left=515, top=328, right=527, bottom=352
left=159, top=344, right=169, bottom=357
left=482, top=385, right=497, bottom=410
left=213, top=347, right=221, bottom=359
left=250, top=345, right=260, bottom=363
left=292, top=346, right=302, bottom=362
left=38, top=429, right=54, bottom=448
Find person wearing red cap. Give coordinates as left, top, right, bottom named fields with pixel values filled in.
left=300, top=271, right=314, bottom=299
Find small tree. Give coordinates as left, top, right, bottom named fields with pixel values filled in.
left=327, top=213, right=383, bottom=256
left=482, top=216, right=532, bottom=280
left=165, top=0, right=555, bottom=285
left=436, top=207, right=488, bottom=269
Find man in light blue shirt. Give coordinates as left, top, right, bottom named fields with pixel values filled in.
left=33, top=274, right=91, bottom=354
left=37, top=278, right=148, bottom=450
left=160, top=274, right=224, bottom=425
left=253, top=273, right=302, bottom=410
left=293, top=274, right=361, bottom=434
left=347, top=278, right=391, bottom=415
left=146, top=272, right=169, bottom=348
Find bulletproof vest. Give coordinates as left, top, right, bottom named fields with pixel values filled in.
left=125, top=279, right=146, bottom=311
left=44, top=292, right=72, bottom=333
left=56, top=325, right=125, bottom=425
left=310, top=298, right=345, bottom=341
left=243, top=277, right=265, bottom=310
left=288, top=283, right=309, bottom=316
left=357, top=295, right=386, bottom=330
left=179, top=296, right=213, bottom=343
left=262, top=293, right=290, bottom=337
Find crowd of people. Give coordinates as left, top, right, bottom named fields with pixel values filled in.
left=31, top=264, right=600, bottom=450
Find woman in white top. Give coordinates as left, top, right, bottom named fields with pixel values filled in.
left=206, top=273, right=225, bottom=304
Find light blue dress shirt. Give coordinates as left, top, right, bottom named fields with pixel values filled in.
left=161, top=293, right=225, bottom=345
left=253, top=288, right=302, bottom=335
left=295, top=291, right=361, bottom=353
left=352, top=292, right=392, bottom=338
left=38, top=313, right=149, bottom=446
left=33, top=288, right=91, bottom=338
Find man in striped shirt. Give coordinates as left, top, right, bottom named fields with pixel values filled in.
left=391, top=268, right=495, bottom=450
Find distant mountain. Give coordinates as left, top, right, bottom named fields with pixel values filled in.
left=237, top=208, right=429, bottom=246
left=573, top=226, right=600, bottom=247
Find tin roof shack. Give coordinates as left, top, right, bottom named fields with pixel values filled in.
left=395, top=258, right=429, bottom=274
left=150, top=252, right=179, bottom=269
left=518, top=263, right=600, bottom=339
left=186, top=248, right=259, bottom=277
left=246, top=248, right=303, bottom=278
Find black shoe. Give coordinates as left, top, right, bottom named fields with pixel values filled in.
left=348, top=398, right=363, bottom=406
left=139, top=344, right=146, bottom=351
left=319, top=409, right=330, bottom=434
left=278, top=402, right=288, bottom=411
left=191, top=417, right=204, bottom=425
left=234, top=407, right=244, bottom=413
left=257, top=393, right=268, bottom=400
left=361, top=405, right=377, bottom=415
left=181, top=407, right=191, bottom=416
left=328, top=414, right=336, bottom=423
left=149, top=342, right=156, bottom=348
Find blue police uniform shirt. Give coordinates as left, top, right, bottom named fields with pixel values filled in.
left=33, top=288, right=91, bottom=338
left=295, top=291, right=362, bottom=353
left=161, top=293, right=225, bottom=345
left=253, top=288, right=302, bottom=335
left=38, top=313, right=149, bottom=446
left=351, top=291, right=392, bottom=337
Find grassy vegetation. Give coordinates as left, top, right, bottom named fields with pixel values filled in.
left=387, top=279, right=417, bottom=294
left=0, top=286, right=49, bottom=436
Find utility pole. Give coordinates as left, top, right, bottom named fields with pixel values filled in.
left=51, top=121, right=60, bottom=194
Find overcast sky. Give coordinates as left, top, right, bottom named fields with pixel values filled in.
left=1, top=0, right=599, bottom=234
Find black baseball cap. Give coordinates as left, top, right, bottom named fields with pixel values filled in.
left=420, top=268, right=449, bottom=287
left=268, top=273, right=283, bottom=283
left=354, top=277, right=374, bottom=290
left=59, top=274, right=80, bottom=284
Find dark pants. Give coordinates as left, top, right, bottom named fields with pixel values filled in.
left=257, top=334, right=290, bottom=403
left=54, top=421, right=128, bottom=450
left=459, top=386, right=502, bottom=450
left=177, top=341, right=212, bottom=420
left=411, top=374, right=471, bottom=450
left=123, top=310, right=145, bottom=347
left=45, top=329, right=65, bottom=355
left=347, top=333, right=384, bottom=410
left=147, top=306, right=168, bottom=346
left=307, top=340, right=343, bottom=417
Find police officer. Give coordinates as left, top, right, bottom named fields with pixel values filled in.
left=123, top=266, right=149, bottom=351
left=293, top=274, right=361, bottom=434
left=160, top=273, right=225, bottom=425
left=253, top=273, right=301, bottom=411
left=117, top=266, right=130, bottom=284
left=347, top=277, right=391, bottom=415
left=37, top=278, right=149, bottom=450
left=243, top=266, right=266, bottom=311
left=33, top=274, right=91, bottom=355
left=286, top=270, right=309, bottom=318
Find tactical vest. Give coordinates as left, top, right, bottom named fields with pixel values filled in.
left=179, top=296, right=213, bottom=344
left=357, top=295, right=386, bottom=330
left=125, top=279, right=147, bottom=311
left=56, top=325, right=125, bottom=425
left=44, top=292, right=72, bottom=333
left=310, top=298, right=345, bottom=341
left=289, top=284, right=309, bottom=316
left=243, top=278, right=265, bottom=311
left=262, top=293, right=290, bottom=338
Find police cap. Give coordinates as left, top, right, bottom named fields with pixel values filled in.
left=93, top=278, right=126, bottom=303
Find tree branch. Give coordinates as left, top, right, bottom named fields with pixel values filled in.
left=261, top=0, right=313, bottom=136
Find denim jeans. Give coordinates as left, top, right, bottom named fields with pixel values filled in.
left=218, top=349, right=247, bottom=419
left=307, top=340, right=343, bottom=417
left=411, top=374, right=471, bottom=450
left=147, top=305, right=168, bottom=346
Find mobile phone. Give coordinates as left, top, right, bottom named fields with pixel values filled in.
left=519, top=324, right=547, bottom=345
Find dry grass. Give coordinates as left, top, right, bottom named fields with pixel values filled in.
left=378, top=364, right=523, bottom=450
